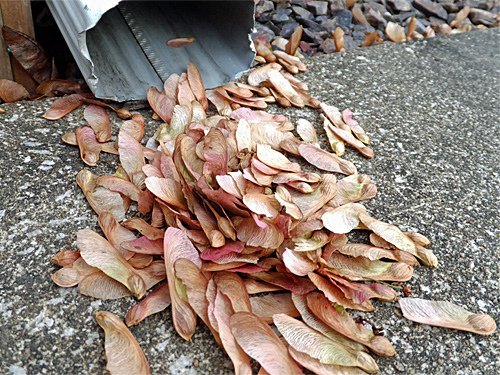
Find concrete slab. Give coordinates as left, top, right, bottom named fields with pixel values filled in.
left=0, top=29, right=498, bottom=374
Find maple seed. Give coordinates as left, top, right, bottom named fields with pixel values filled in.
left=167, top=37, right=196, bottom=48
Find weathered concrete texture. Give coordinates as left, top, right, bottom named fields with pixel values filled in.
left=0, top=29, right=498, bottom=374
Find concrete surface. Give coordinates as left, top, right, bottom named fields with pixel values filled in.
left=0, top=29, right=498, bottom=374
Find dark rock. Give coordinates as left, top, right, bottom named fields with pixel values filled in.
left=280, top=21, right=301, bottom=38
left=319, top=38, right=337, bottom=53
left=330, top=0, right=347, bottom=12
left=253, top=23, right=276, bottom=41
left=321, top=18, right=338, bottom=33
left=256, top=12, right=273, bottom=23
left=343, top=35, right=358, bottom=50
left=264, top=21, right=281, bottom=35
left=366, top=9, right=388, bottom=29
left=333, top=10, right=353, bottom=29
left=469, top=8, right=497, bottom=26
left=298, top=40, right=314, bottom=54
left=393, top=11, right=415, bottom=23
left=440, top=0, right=460, bottom=13
left=464, top=0, right=495, bottom=11
left=367, top=1, right=389, bottom=15
left=429, top=16, right=446, bottom=25
left=315, top=15, right=329, bottom=22
left=307, top=1, right=329, bottom=16
left=383, top=12, right=397, bottom=22
left=272, top=8, right=292, bottom=23
left=292, top=5, right=314, bottom=20
left=387, top=0, right=414, bottom=12
left=302, top=28, right=328, bottom=44
left=301, top=18, right=328, bottom=32
left=413, top=0, right=448, bottom=20
left=352, top=23, right=376, bottom=33
left=256, top=0, right=275, bottom=15
left=276, top=2, right=291, bottom=10
left=352, top=30, right=366, bottom=43
left=291, top=0, right=306, bottom=7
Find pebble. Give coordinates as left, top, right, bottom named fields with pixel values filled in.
left=413, top=0, right=448, bottom=20
left=292, top=5, right=314, bottom=20
left=469, top=8, right=497, bottom=26
left=307, top=1, right=329, bottom=16
left=334, top=10, right=354, bottom=29
left=387, top=0, right=414, bottom=13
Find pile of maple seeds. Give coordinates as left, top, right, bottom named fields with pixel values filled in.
left=47, top=35, right=496, bottom=375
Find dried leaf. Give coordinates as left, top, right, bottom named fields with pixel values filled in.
left=342, top=109, right=369, bottom=144
left=296, top=119, right=319, bottom=145
left=322, top=203, right=367, bottom=234
left=77, top=229, right=146, bottom=298
left=187, top=63, right=208, bottom=110
left=122, top=113, right=145, bottom=142
left=2, top=26, right=51, bottom=83
left=95, top=311, right=151, bottom=375
left=299, top=143, right=357, bottom=175
left=326, top=253, right=413, bottom=282
left=288, top=174, right=337, bottom=218
left=282, top=249, right=317, bottom=276
left=399, top=298, right=496, bottom=336
left=250, top=293, right=299, bottom=323
left=291, top=294, right=367, bottom=352
left=164, top=228, right=202, bottom=340
left=235, top=217, right=284, bottom=249
left=243, top=193, right=281, bottom=218
left=230, top=312, right=302, bottom=375
left=213, top=290, right=253, bottom=375
left=167, top=37, right=196, bottom=48
left=307, top=292, right=396, bottom=356
left=273, top=314, right=378, bottom=373
left=147, top=86, right=175, bottom=123
left=51, top=249, right=80, bottom=267
left=359, top=213, right=417, bottom=255
left=254, top=36, right=276, bottom=63
left=363, top=32, right=382, bottom=48
left=122, top=218, right=164, bottom=240
left=333, top=27, right=346, bottom=52
left=256, top=144, right=300, bottom=172
left=76, top=169, right=128, bottom=221
left=267, top=69, right=304, bottom=107
left=125, top=283, right=171, bottom=326
left=385, top=22, right=407, bottom=43
left=289, top=347, right=369, bottom=375
left=84, top=104, right=111, bottom=142
left=36, top=79, right=81, bottom=97
left=252, top=272, right=316, bottom=295
left=78, top=271, right=132, bottom=299
left=285, top=25, right=303, bottom=56
left=43, top=94, right=85, bottom=120
left=76, top=126, right=101, bottom=166
left=450, top=7, right=470, bottom=28
left=119, top=130, right=146, bottom=188
left=308, top=272, right=373, bottom=311
left=96, top=176, right=141, bottom=202
left=0, top=79, right=30, bottom=103
left=339, top=244, right=398, bottom=261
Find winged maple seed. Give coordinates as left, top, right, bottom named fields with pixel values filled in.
left=44, top=49, right=495, bottom=374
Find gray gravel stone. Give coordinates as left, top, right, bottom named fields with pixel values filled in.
left=0, top=29, right=499, bottom=375
left=387, top=0, right=414, bottom=12
left=307, top=1, right=329, bottom=16
left=469, top=8, right=497, bottom=26
left=292, top=5, right=314, bottom=20
left=413, top=0, right=449, bottom=20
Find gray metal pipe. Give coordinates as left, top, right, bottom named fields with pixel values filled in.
left=45, top=0, right=255, bottom=102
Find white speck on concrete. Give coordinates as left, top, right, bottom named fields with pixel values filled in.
left=8, top=365, right=27, bottom=375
